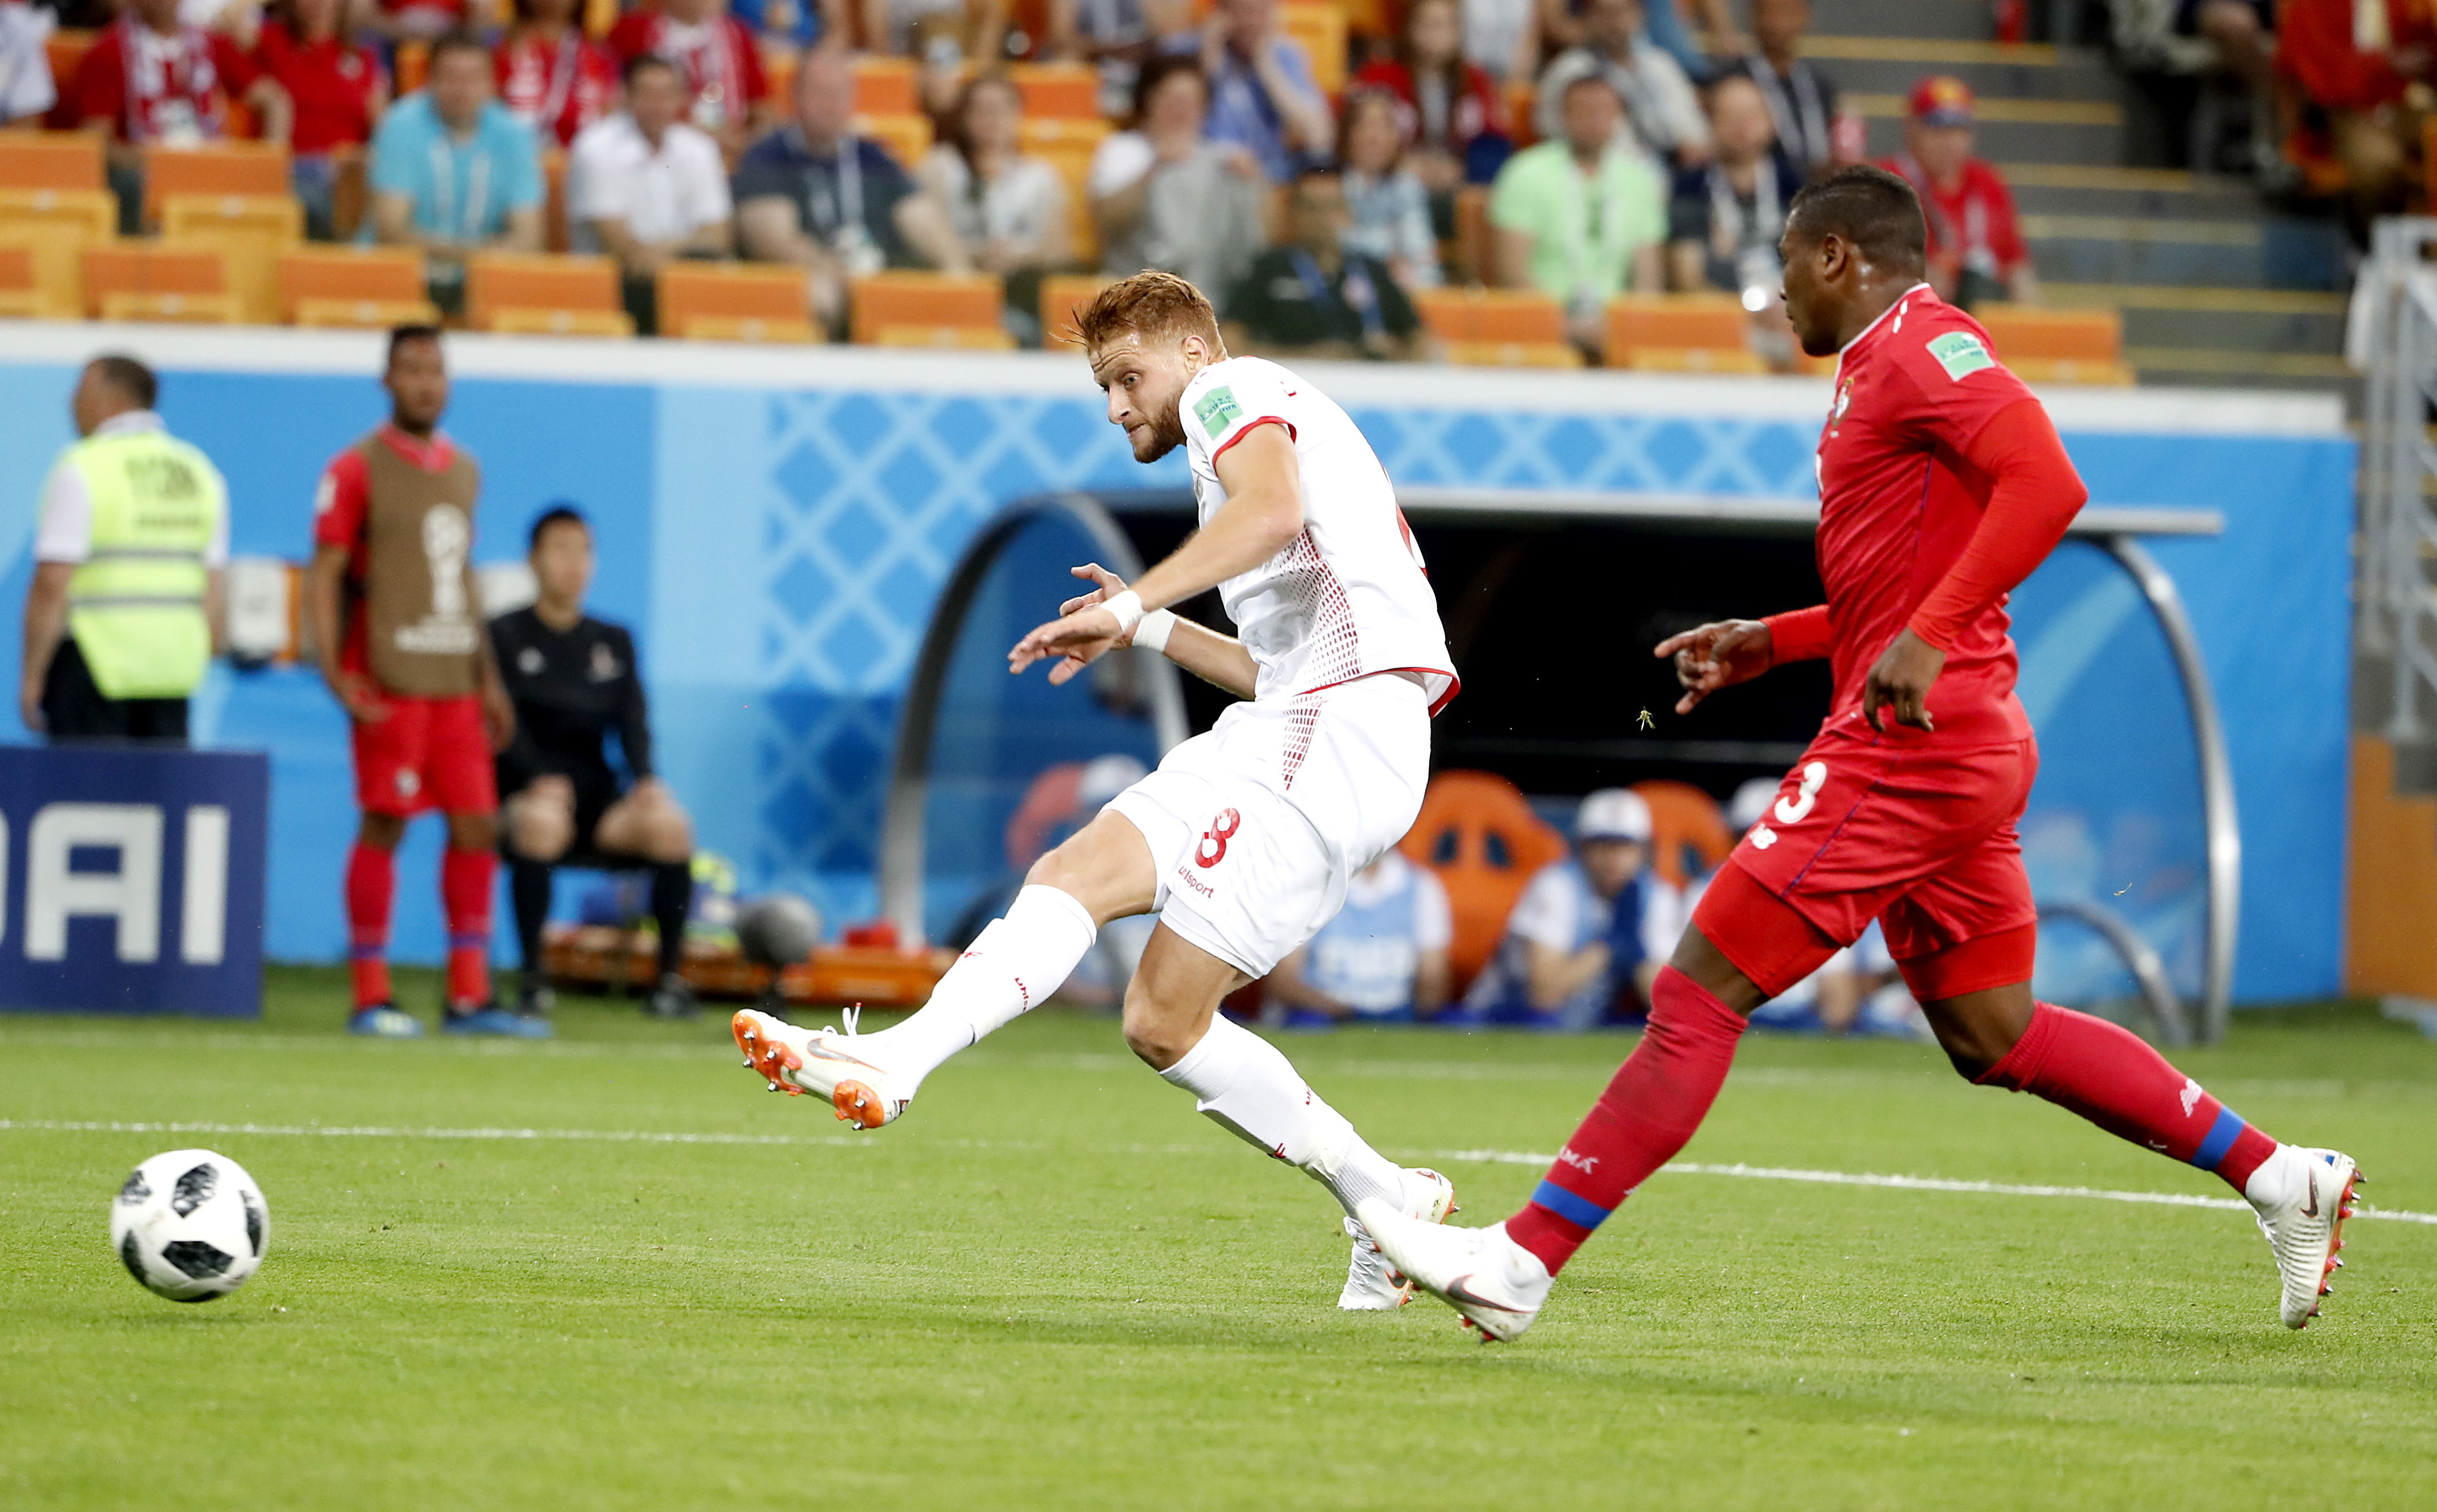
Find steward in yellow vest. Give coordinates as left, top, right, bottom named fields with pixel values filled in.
left=17, top=355, right=228, bottom=744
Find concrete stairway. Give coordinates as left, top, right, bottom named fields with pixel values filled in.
left=1803, top=0, right=2354, bottom=390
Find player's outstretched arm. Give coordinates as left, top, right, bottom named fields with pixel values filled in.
left=1009, top=424, right=1303, bottom=682
left=1654, top=618, right=1779, bottom=714
left=1046, top=564, right=1260, bottom=699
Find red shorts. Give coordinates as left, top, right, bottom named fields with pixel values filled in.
left=1699, top=725, right=2040, bottom=998
left=351, top=692, right=497, bottom=817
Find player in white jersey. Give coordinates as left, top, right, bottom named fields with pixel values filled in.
left=732, top=271, right=1464, bottom=1308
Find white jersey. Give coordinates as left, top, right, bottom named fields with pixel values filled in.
left=1179, top=357, right=1457, bottom=713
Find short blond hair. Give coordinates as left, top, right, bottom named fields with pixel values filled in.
left=1073, top=270, right=1223, bottom=354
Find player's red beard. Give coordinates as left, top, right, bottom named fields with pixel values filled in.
left=1129, top=393, right=1191, bottom=462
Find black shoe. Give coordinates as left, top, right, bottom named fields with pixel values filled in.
left=645, top=973, right=699, bottom=1020
left=516, top=971, right=556, bottom=1018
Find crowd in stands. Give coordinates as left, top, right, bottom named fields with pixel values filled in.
left=0, top=0, right=2074, bottom=362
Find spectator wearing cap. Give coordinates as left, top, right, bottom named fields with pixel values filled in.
left=2276, top=0, right=2432, bottom=224
left=1225, top=168, right=1425, bottom=361
left=1721, top=0, right=1843, bottom=176
left=1666, top=73, right=1799, bottom=298
left=1534, top=0, right=1709, bottom=168
left=1461, top=788, right=1679, bottom=1032
left=1165, top=0, right=1332, bottom=184
left=569, top=53, right=735, bottom=334
left=1350, top=0, right=1515, bottom=192
left=1490, top=72, right=1668, bottom=351
left=1266, top=849, right=1455, bottom=1029
left=368, top=30, right=545, bottom=312
left=1879, top=76, right=2036, bottom=308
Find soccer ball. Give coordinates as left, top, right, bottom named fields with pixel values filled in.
left=110, top=1149, right=268, bottom=1302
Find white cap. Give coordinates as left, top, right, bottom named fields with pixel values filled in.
left=1576, top=787, right=1652, bottom=844
left=1728, top=776, right=1780, bottom=834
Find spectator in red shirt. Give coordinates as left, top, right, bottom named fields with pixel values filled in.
left=608, top=0, right=773, bottom=166
left=73, top=0, right=292, bottom=231
left=1877, top=76, right=2036, bottom=309
left=1350, top=0, right=1513, bottom=192
left=497, top=0, right=619, bottom=150
left=366, top=0, right=471, bottom=43
left=256, top=0, right=387, bottom=239
left=2277, top=0, right=2431, bottom=221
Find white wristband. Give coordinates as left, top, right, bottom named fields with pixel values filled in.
left=1101, top=589, right=1146, bottom=636
left=1133, top=608, right=1177, bottom=655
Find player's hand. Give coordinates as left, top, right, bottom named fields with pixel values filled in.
left=1862, top=628, right=1945, bottom=733
left=1653, top=618, right=1775, bottom=715
left=481, top=684, right=516, bottom=753
left=327, top=668, right=389, bottom=724
left=1012, top=564, right=1141, bottom=685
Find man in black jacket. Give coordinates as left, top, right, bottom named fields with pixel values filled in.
left=492, top=504, right=698, bottom=1018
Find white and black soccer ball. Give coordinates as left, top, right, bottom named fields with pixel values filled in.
left=110, top=1149, right=268, bottom=1302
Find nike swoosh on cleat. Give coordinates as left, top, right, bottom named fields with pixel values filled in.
left=2302, top=1170, right=2320, bottom=1220
left=1442, top=1275, right=1527, bottom=1313
left=803, top=1044, right=884, bottom=1071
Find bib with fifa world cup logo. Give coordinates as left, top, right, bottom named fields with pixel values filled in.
left=354, top=435, right=483, bottom=696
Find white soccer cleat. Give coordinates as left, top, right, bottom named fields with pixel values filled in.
left=2249, top=1145, right=2362, bottom=1329
left=1353, top=1200, right=1552, bottom=1343
left=1340, top=1168, right=1458, bottom=1311
left=732, top=1007, right=912, bottom=1129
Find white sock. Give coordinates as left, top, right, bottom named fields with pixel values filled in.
left=866, top=885, right=1098, bottom=1085
left=1158, top=1014, right=1412, bottom=1222
left=2244, top=1143, right=2302, bottom=1210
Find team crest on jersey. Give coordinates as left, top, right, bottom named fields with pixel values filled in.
left=1928, top=331, right=1995, bottom=382
left=1194, top=386, right=1242, bottom=438
left=1832, top=377, right=1853, bottom=423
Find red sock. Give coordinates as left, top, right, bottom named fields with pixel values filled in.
left=1505, top=965, right=1749, bottom=1275
left=442, top=847, right=497, bottom=1009
left=1978, top=1002, right=2276, bottom=1194
left=346, top=842, right=395, bottom=1010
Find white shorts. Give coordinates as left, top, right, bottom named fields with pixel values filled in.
left=1106, top=673, right=1431, bottom=979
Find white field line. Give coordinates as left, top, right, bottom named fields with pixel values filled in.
left=5, top=1117, right=2431, bottom=1228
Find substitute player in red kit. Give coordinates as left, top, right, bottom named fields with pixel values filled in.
left=1363, top=165, right=2361, bottom=1340
left=306, top=326, right=539, bottom=1040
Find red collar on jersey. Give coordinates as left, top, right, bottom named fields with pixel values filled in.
left=1836, top=280, right=1939, bottom=363
left=377, top=423, right=457, bottom=473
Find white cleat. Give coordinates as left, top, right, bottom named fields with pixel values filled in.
left=2249, top=1145, right=2362, bottom=1329
left=1353, top=1200, right=1551, bottom=1343
left=1340, top=1168, right=1458, bottom=1311
left=732, top=1007, right=912, bottom=1129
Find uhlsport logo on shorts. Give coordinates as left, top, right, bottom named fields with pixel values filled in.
left=1194, top=386, right=1241, bottom=438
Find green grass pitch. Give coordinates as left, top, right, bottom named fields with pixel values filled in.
left=3, top=970, right=2432, bottom=1510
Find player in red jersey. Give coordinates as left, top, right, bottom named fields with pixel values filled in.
left=1362, top=165, right=2363, bottom=1340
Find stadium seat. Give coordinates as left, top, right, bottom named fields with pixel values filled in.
left=1972, top=306, right=2135, bottom=386
left=657, top=262, right=821, bottom=342
left=329, top=145, right=370, bottom=240
left=1603, top=294, right=1754, bottom=370
left=872, top=324, right=1017, bottom=350
left=1344, top=0, right=1403, bottom=42
left=1629, top=780, right=1734, bottom=891
left=0, top=243, right=39, bottom=318
left=83, top=240, right=238, bottom=323
left=0, top=186, right=116, bottom=317
left=1441, top=339, right=1583, bottom=367
left=161, top=194, right=303, bottom=325
left=1414, top=286, right=1576, bottom=365
left=1039, top=272, right=1113, bottom=350
left=1281, top=2, right=1348, bottom=94
left=0, top=132, right=105, bottom=192
left=395, top=40, right=430, bottom=95
left=1506, top=81, right=1536, bottom=146
left=279, top=244, right=436, bottom=327
left=851, top=55, right=918, bottom=115
left=43, top=32, right=96, bottom=120
left=1450, top=184, right=1489, bottom=284
left=1008, top=62, right=1101, bottom=118
left=542, top=148, right=570, bottom=254
left=140, top=142, right=290, bottom=223
left=1024, top=128, right=1105, bottom=264
left=857, top=113, right=935, bottom=169
left=465, top=251, right=628, bottom=334
left=849, top=269, right=1004, bottom=345
left=1397, top=769, right=1569, bottom=992
left=585, top=0, right=616, bottom=35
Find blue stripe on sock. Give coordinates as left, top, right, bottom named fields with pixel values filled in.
left=2191, top=1106, right=2245, bottom=1170
left=1530, top=1180, right=1614, bottom=1231
left=446, top=933, right=487, bottom=951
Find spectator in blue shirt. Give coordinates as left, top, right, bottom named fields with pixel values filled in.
left=1461, top=787, right=1679, bottom=1031
left=1169, top=0, right=1332, bottom=183
left=369, top=29, right=543, bottom=311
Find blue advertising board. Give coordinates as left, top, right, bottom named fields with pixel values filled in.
left=0, top=746, right=269, bottom=1016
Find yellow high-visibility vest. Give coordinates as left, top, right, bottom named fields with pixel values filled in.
left=62, top=426, right=224, bottom=700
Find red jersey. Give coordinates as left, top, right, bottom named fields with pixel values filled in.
left=254, top=23, right=383, bottom=156
left=1879, top=153, right=2028, bottom=283
left=1348, top=57, right=1509, bottom=155
left=313, top=425, right=467, bottom=675
left=2277, top=0, right=2431, bottom=110
left=1808, top=286, right=2046, bottom=747
left=75, top=14, right=255, bottom=144
left=606, top=9, right=767, bottom=131
left=495, top=29, right=620, bottom=149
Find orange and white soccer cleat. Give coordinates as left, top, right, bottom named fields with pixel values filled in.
left=732, top=1007, right=912, bottom=1129
left=1340, top=1168, right=1458, bottom=1311
left=2249, top=1145, right=2362, bottom=1329
left=1353, top=1200, right=1552, bottom=1343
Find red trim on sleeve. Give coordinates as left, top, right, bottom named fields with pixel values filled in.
left=1906, top=397, right=2087, bottom=651
left=1209, top=415, right=1294, bottom=465
left=1762, top=605, right=1833, bottom=664
left=312, top=449, right=370, bottom=550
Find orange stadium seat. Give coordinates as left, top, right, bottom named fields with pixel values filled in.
left=851, top=55, right=918, bottom=114
left=465, top=251, right=632, bottom=335
left=857, top=113, right=934, bottom=169
left=1972, top=306, right=2135, bottom=386
left=161, top=194, right=302, bottom=324
left=850, top=269, right=1005, bottom=345
left=0, top=243, right=40, bottom=318
left=1505, top=81, right=1536, bottom=146
left=329, top=144, right=370, bottom=240
left=1605, top=293, right=1757, bottom=371
left=1008, top=62, right=1101, bottom=119
left=44, top=32, right=97, bottom=115
left=141, top=142, right=290, bottom=221
left=0, top=185, right=116, bottom=316
left=657, top=262, right=821, bottom=342
left=1630, top=781, right=1734, bottom=891
left=542, top=147, right=569, bottom=253
left=1450, top=184, right=1490, bottom=284
left=84, top=240, right=237, bottom=323
left=1345, top=0, right=1404, bottom=41
left=1398, top=770, right=1569, bottom=993
left=279, top=244, right=436, bottom=327
left=395, top=40, right=430, bottom=95
left=1281, top=2, right=1348, bottom=95
left=1023, top=126, right=1105, bottom=264
left=1413, top=286, right=1579, bottom=365
left=1039, top=273, right=1113, bottom=350
left=0, top=132, right=105, bottom=192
